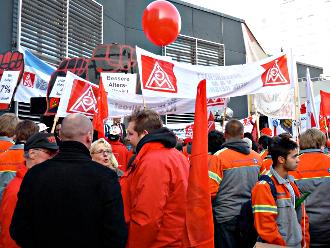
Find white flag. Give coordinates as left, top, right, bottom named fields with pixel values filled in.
left=14, top=47, right=55, bottom=103
left=305, top=68, right=319, bottom=128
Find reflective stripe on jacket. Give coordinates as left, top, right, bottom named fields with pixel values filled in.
left=290, top=149, right=330, bottom=246
left=213, top=146, right=262, bottom=223
left=207, top=154, right=221, bottom=199
left=252, top=167, right=310, bottom=247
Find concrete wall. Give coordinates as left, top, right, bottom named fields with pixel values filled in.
left=0, top=0, right=14, bottom=53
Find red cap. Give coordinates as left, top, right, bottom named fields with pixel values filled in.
left=260, top=127, right=272, bottom=137
left=184, top=137, right=192, bottom=144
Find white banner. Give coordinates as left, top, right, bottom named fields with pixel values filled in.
left=49, top=76, right=66, bottom=98
left=254, top=89, right=295, bottom=119
left=56, top=72, right=196, bottom=118
left=102, top=73, right=137, bottom=95
left=136, top=46, right=295, bottom=99
left=0, top=71, right=20, bottom=103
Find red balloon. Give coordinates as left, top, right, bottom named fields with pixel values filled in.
left=142, top=0, right=181, bottom=46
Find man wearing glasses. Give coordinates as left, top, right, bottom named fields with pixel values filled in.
left=0, top=132, right=58, bottom=248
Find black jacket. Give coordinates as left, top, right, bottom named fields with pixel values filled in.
left=10, top=141, right=127, bottom=248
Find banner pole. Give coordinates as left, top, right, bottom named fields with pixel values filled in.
left=222, top=107, right=227, bottom=130
left=51, top=115, right=59, bottom=133
left=256, top=112, right=260, bottom=140
left=291, top=48, right=301, bottom=141
left=142, top=95, right=147, bottom=109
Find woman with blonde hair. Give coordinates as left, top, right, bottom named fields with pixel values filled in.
left=90, top=138, right=123, bottom=176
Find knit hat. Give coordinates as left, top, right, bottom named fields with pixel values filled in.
left=260, top=127, right=272, bottom=137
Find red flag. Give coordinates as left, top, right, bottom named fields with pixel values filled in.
left=208, top=112, right=215, bottom=132
left=320, top=90, right=330, bottom=116
left=319, top=90, right=330, bottom=132
left=183, top=79, right=214, bottom=247
left=92, top=77, right=108, bottom=138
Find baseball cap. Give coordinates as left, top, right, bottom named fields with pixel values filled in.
left=260, top=127, right=272, bottom=137
left=24, top=133, right=59, bottom=151
left=37, top=123, right=49, bottom=132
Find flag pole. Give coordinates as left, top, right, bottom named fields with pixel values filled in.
left=51, top=115, right=59, bottom=133
left=256, top=112, right=260, bottom=139
left=291, top=49, right=301, bottom=141
left=222, top=107, right=227, bottom=130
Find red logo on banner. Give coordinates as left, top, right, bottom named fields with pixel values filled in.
left=207, top=97, right=226, bottom=107
left=185, top=124, right=194, bottom=138
left=67, top=80, right=98, bottom=116
left=141, top=55, right=177, bottom=93
left=261, top=55, right=290, bottom=87
left=23, top=72, right=36, bottom=88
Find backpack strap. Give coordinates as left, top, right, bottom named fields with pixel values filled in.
left=259, top=175, right=277, bottom=201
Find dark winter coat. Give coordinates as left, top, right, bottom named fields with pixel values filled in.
left=10, top=141, right=127, bottom=248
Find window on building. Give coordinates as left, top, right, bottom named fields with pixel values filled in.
left=13, top=0, right=103, bottom=120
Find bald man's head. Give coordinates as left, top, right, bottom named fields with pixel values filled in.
left=60, top=114, right=93, bottom=148
left=225, top=119, right=244, bottom=140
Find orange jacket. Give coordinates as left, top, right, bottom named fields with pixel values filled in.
left=120, top=142, right=189, bottom=248
left=259, top=155, right=272, bottom=176
left=252, top=167, right=310, bottom=247
left=290, top=149, right=330, bottom=246
left=0, top=137, right=14, bottom=154
left=207, top=154, right=221, bottom=199
left=0, top=163, right=27, bottom=248
left=0, top=144, right=24, bottom=202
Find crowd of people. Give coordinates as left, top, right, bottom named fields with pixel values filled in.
left=0, top=110, right=329, bottom=248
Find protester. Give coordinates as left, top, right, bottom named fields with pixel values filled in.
left=208, top=130, right=225, bottom=155
left=252, top=136, right=309, bottom=247
left=0, top=120, right=38, bottom=201
left=112, top=117, right=126, bottom=141
left=107, top=125, right=130, bottom=172
left=213, top=119, right=262, bottom=248
left=10, top=114, right=127, bottom=248
left=0, top=133, right=58, bottom=248
left=0, top=113, right=19, bottom=154
left=90, top=138, right=123, bottom=177
left=207, top=130, right=225, bottom=200
left=182, top=137, right=192, bottom=158
left=121, top=109, right=189, bottom=247
left=243, top=137, right=253, bottom=149
left=244, top=132, right=259, bottom=152
left=258, top=135, right=273, bottom=159
left=290, top=128, right=330, bottom=247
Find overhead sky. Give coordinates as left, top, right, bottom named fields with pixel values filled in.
left=181, top=0, right=330, bottom=77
